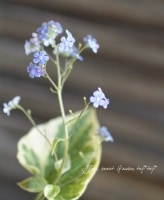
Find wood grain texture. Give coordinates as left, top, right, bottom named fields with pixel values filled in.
left=0, top=0, right=164, bottom=200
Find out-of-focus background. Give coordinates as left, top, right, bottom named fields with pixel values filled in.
left=0, top=0, right=164, bottom=199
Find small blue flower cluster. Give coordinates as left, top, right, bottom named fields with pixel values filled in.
left=90, top=88, right=113, bottom=142
left=27, top=50, right=49, bottom=78
left=24, top=21, right=63, bottom=55
left=98, top=126, right=114, bottom=142
left=25, top=20, right=99, bottom=78
left=58, top=30, right=75, bottom=53
left=83, top=35, right=100, bottom=53
left=90, top=87, right=109, bottom=109
left=3, top=96, right=21, bottom=116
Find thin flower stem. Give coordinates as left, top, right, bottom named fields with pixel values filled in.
left=17, top=105, right=52, bottom=147
left=45, top=69, right=58, bottom=91
left=61, top=64, right=73, bottom=87
left=61, top=45, right=87, bottom=86
left=17, top=105, right=60, bottom=164
left=65, top=103, right=90, bottom=141
left=17, top=105, right=61, bottom=168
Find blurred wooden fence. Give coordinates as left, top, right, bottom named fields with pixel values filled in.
left=0, top=0, right=164, bottom=200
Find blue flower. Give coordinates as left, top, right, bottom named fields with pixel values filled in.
left=37, top=20, right=63, bottom=47
left=90, top=87, right=109, bottom=109
left=27, top=62, right=45, bottom=78
left=83, top=35, right=99, bottom=53
left=98, top=126, right=114, bottom=142
left=48, top=20, right=63, bottom=35
left=58, top=30, right=75, bottom=53
left=3, top=96, right=21, bottom=116
left=24, top=33, right=41, bottom=55
left=37, top=22, right=48, bottom=40
left=33, top=50, right=49, bottom=66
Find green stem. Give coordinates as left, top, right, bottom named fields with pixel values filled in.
left=52, top=45, right=88, bottom=181
left=17, top=105, right=52, bottom=147
left=53, top=48, right=69, bottom=183
left=61, top=44, right=87, bottom=87
left=57, top=89, right=69, bottom=174
left=45, top=68, right=58, bottom=91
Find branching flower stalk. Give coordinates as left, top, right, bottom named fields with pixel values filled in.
left=2, top=20, right=114, bottom=200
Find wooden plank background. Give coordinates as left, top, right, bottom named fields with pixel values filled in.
left=0, top=0, right=164, bottom=200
